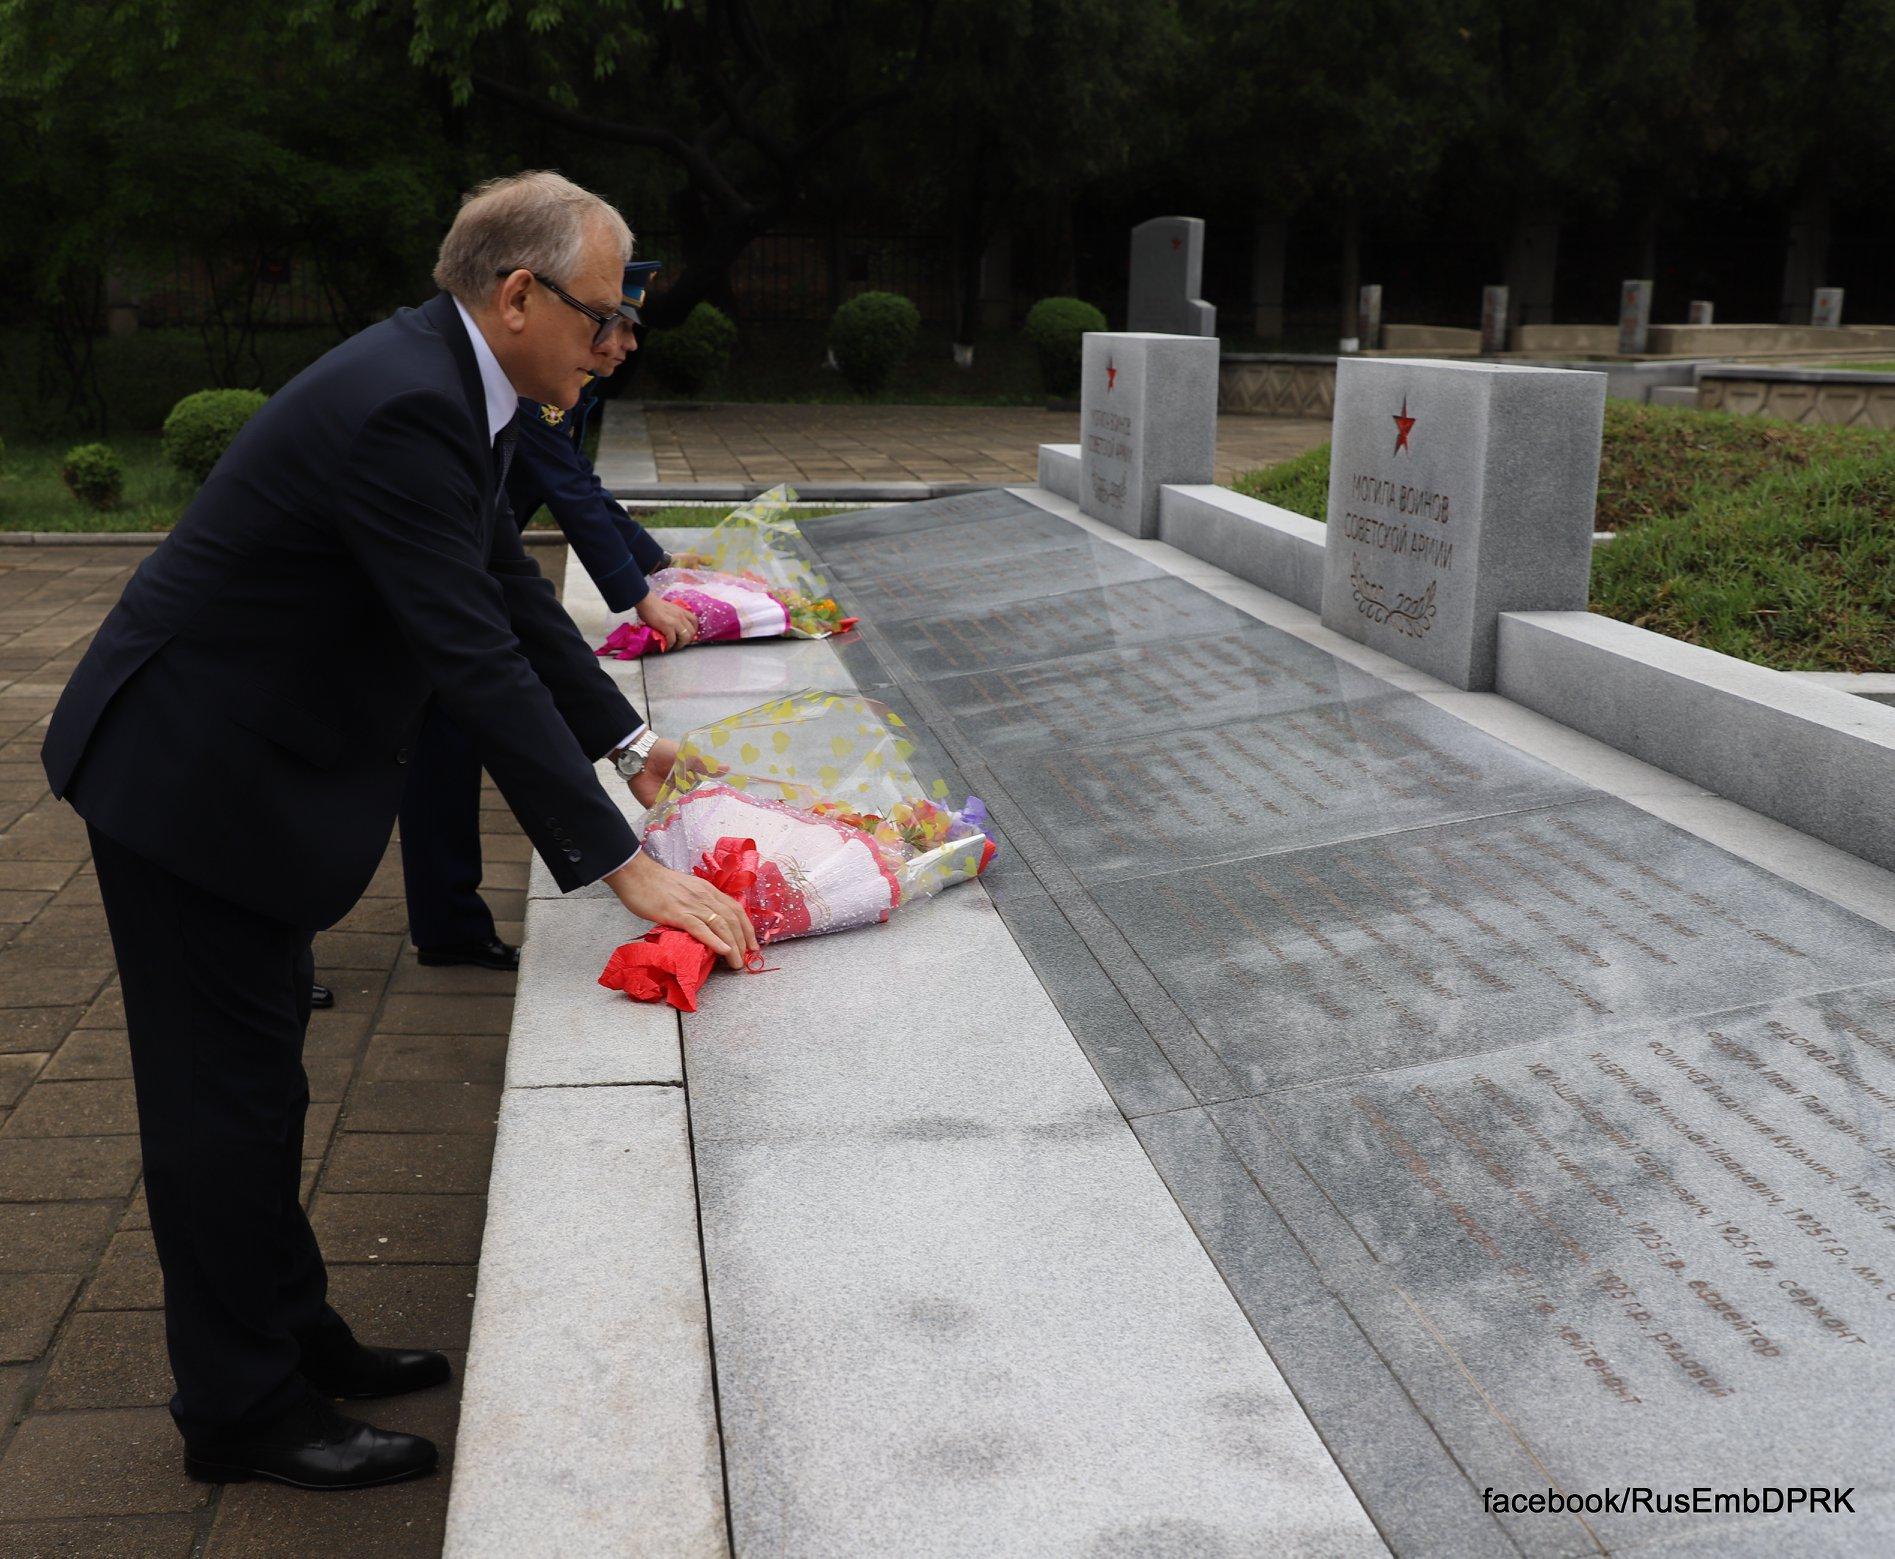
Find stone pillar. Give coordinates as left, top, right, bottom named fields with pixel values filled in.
left=1812, top=287, right=1845, bottom=328
left=1318, top=357, right=1607, bottom=691
left=1480, top=286, right=1509, bottom=353
left=1617, top=279, right=1653, bottom=355
left=1687, top=300, right=1714, bottom=326
left=1251, top=219, right=1287, bottom=342
left=1078, top=332, right=1218, bottom=540
left=1127, top=218, right=1216, bottom=336
left=1357, top=285, right=1383, bottom=351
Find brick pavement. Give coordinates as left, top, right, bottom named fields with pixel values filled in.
left=639, top=403, right=1329, bottom=487
left=0, top=544, right=542, bottom=1556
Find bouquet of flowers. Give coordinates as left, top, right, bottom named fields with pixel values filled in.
left=596, top=485, right=855, bottom=659
left=599, top=691, right=997, bottom=1010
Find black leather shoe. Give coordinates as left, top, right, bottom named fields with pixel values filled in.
left=184, top=1396, right=437, bottom=1490
left=309, top=983, right=335, bottom=1009
left=302, top=1344, right=452, bottom=1400
left=415, top=935, right=520, bottom=971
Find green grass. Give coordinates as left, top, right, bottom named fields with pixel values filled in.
left=1812, top=360, right=1895, bottom=373
left=0, top=434, right=195, bottom=532
left=1230, top=402, right=1894, bottom=672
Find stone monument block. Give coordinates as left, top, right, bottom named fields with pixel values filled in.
left=1357, top=284, right=1383, bottom=350
left=1813, top=286, right=1845, bottom=328
left=1617, top=278, right=1653, bottom=355
left=1078, top=332, right=1218, bottom=539
left=1687, top=298, right=1714, bottom=325
left=1127, top=217, right=1216, bottom=336
left=1318, top=357, right=1606, bottom=691
left=1480, top=285, right=1509, bottom=353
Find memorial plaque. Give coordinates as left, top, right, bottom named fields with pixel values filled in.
left=1319, top=357, right=1606, bottom=691
left=1091, top=798, right=1893, bottom=1095
left=872, top=575, right=1255, bottom=682
left=925, top=627, right=1387, bottom=759
left=1813, top=287, right=1845, bottom=329
left=812, top=510, right=1078, bottom=583
left=1078, top=332, right=1219, bottom=539
left=801, top=490, right=1042, bottom=547
left=840, top=542, right=1163, bottom=625
left=989, top=688, right=1591, bottom=888
left=1234, top=977, right=1895, bottom=1550
left=1126, top=216, right=1215, bottom=337
left=1617, top=278, right=1653, bottom=355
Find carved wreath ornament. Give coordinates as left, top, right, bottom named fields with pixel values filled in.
left=1349, top=554, right=1437, bottom=638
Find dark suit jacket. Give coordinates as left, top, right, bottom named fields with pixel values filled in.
left=43, top=292, right=641, bottom=931
left=507, top=390, right=668, bottom=614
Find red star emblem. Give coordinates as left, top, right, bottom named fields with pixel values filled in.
left=1170, top=236, right=1183, bottom=250
left=1106, top=358, right=1117, bottom=390
left=1392, top=396, right=1417, bottom=454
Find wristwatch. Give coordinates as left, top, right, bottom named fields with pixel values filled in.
left=613, top=729, right=660, bottom=779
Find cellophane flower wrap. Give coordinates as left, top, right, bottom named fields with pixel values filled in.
left=595, top=485, right=855, bottom=660
left=598, top=691, right=998, bottom=1010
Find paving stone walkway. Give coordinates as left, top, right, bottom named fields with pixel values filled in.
left=636, top=403, right=1329, bottom=487
left=0, top=543, right=539, bottom=1556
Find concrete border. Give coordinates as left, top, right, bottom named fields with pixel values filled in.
left=1156, top=483, right=1325, bottom=613
left=1497, top=611, right=1895, bottom=875
left=603, top=481, right=996, bottom=502
left=1036, top=442, right=1081, bottom=503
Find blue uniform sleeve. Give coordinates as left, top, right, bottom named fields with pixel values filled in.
left=505, top=402, right=670, bottom=615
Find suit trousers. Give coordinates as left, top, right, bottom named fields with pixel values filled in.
left=88, top=825, right=355, bottom=1439
left=397, top=701, right=497, bottom=949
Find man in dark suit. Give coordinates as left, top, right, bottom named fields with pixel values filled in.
left=397, top=261, right=699, bottom=972
left=42, top=171, right=756, bottom=1490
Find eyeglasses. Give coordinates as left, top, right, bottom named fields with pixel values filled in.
left=495, top=269, right=639, bottom=348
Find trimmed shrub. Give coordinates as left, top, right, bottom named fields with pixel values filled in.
left=828, top=292, right=920, bottom=393
left=163, top=389, right=268, bottom=486
left=60, top=443, right=123, bottom=509
left=1024, top=297, right=1107, bottom=397
left=643, top=303, right=738, bottom=396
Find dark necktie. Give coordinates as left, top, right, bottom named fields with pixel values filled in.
left=492, top=418, right=520, bottom=494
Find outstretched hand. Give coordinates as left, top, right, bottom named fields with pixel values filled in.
left=603, top=850, right=758, bottom=971
left=627, top=737, right=678, bottom=809
left=636, top=593, right=698, bottom=651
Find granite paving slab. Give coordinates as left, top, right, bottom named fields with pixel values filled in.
left=987, top=688, right=1592, bottom=887
left=838, top=542, right=1164, bottom=625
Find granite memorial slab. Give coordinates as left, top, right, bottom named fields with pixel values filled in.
left=1618, top=278, right=1653, bottom=355
left=1229, top=977, right=1895, bottom=1552
left=923, top=627, right=1392, bottom=760
left=838, top=541, right=1164, bottom=624
left=988, top=687, right=1592, bottom=888
left=1319, top=356, right=1607, bottom=691
left=1480, top=285, right=1509, bottom=353
left=863, top=575, right=1258, bottom=682
left=802, top=489, right=1047, bottom=547
left=811, top=509, right=1082, bottom=583
left=1125, top=216, right=1215, bottom=336
left=1078, top=332, right=1219, bottom=539
left=1091, top=797, right=1895, bottom=1095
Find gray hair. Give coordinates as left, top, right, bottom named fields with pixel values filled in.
left=432, top=170, right=633, bottom=306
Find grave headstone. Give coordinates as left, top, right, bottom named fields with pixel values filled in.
left=1480, top=286, right=1509, bottom=353
left=1357, top=284, right=1383, bottom=351
left=1617, top=279, right=1653, bottom=355
left=1127, top=217, right=1216, bottom=337
left=1812, top=286, right=1845, bottom=328
left=1318, top=357, right=1606, bottom=691
left=1077, top=331, right=1218, bottom=539
left=1687, top=299, right=1714, bottom=326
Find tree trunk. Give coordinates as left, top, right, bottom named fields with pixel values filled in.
left=1251, top=217, right=1287, bottom=345
left=1504, top=208, right=1560, bottom=332
left=1779, top=185, right=1830, bottom=325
